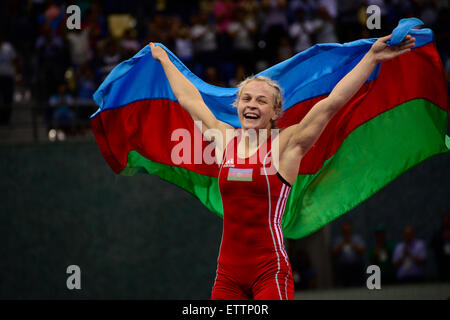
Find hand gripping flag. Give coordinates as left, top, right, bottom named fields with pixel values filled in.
left=91, top=18, right=449, bottom=239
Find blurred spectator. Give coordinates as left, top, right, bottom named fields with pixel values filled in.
left=260, top=0, right=289, bottom=64
left=288, top=0, right=317, bottom=21
left=35, top=24, right=69, bottom=102
left=66, top=28, right=93, bottom=67
left=336, top=0, right=361, bottom=43
left=167, top=16, right=183, bottom=52
left=238, top=0, right=260, bottom=16
left=318, top=0, right=338, bottom=19
left=198, top=0, right=215, bottom=14
left=191, top=12, right=218, bottom=73
left=291, top=249, right=318, bottom=290
left=213, top=0, right=236, bottom=63
left=431, top=214, right=450, bottom=282
left=309, top=6, right=338, bottom=44
left=4, top=0, right=35, bottom=55
left=75, top=0, right=94, bottom=16
left=75, top=62, right=97, bottom=133
left=382, top=0, right=403, bottom=32
left=175, top=25, right=195, bottom=70
left=277, top=36, right=294, bottom=62
left=227, top=9, right=257, bottom=73
left=0, top=33, right=20, bottom=125
left=418, top=0, right=439, bottom=27
left=204, top=66, right=225, bottom=87
left=82, top=1, right=108, bottom=49
left=76, top=62, right=96, bottom=103
left=146, top=14, right=173, bottom=47
left=37, top=0, right=65, bottom=33
left=229, top=63, right=248, bottom=87
left=97, top=38, right=121, bottom=80
left=368, top=225, right=396, bottom=284
left=48, top=82, right=76, bottom=138
left=331, top=221, right=366, bottom=287
left=393, top=225, right=427, bottom=283
left=213, top=0, right=236, bottom=34
left=120, top=28, right=141, bottom=60
left=289, top=8, right=313, bottom=53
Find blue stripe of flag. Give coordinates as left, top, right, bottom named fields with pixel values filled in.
left=229, top=168, right=253, bottom=173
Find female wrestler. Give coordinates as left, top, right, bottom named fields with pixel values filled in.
left=149, top=33, right=415, bottom=300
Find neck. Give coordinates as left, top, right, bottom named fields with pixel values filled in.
left=241, top=128, right=271, bottom=147
left=239, top=128, right=271, bottom=158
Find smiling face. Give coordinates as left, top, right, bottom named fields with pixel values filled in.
left=236, top=79, right=281, bottom=130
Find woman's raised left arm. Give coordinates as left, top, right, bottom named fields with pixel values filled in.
left=328, top=33, right=415, bottom=108
left=284, top=34, right=416, bottom=157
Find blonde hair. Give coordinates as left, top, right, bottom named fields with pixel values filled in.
left=233, top=75, right=284, bottom=128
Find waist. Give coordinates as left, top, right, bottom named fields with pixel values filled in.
left=218, top=221, right=286, bottom=262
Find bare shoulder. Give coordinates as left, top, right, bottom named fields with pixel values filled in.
left=274, top=125, right=304, bottom=186
left=276, top=124, right=302, bottom=154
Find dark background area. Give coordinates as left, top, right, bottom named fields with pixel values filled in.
left=0, top=142, right=222, bottom=299
left=0, top=0, right=449, bottom=299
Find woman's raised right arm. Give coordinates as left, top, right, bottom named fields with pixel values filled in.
left=150, top=43, right=233, bottom=136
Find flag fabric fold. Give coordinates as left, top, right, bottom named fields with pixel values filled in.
left=91, top=18, right=449, bottom=239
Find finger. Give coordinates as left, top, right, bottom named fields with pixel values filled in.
left=398, top=48, right=412, bottom=55
left=379, top=33, right=393, bottom=42
left=399, top=42, right=415, bottom=50
left=401, top=37, right=416, bottom=45
left=396, top=39, right=415, bottom=50
left=403, top=35, right=415, bottom=42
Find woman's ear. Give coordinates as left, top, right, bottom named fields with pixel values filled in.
left=271, top=109, right=280, bottom=121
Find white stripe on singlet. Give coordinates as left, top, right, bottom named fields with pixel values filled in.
left=274, top=183, right=291, bottom=300
left=273, top=185, right=287, bottom=251
left=281, top=190, right=291, bottom=300
left=263, top=150, right=283, bottom=300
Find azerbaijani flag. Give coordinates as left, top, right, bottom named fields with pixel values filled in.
left=91, top=18, right=449, bottom=239
left=227, top=168, right=253, bottom=182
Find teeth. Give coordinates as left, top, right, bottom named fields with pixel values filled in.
left=244, top=113, right=259, bottom=119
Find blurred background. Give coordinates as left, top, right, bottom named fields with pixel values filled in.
left=0, top=0, right=449, bottom=299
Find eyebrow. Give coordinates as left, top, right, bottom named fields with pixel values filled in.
left=241, top=93, right=268, bottom=99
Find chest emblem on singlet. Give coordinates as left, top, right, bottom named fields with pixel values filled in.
left=223, top=158, right=234, bottom=167
left=227, top=168, right=253, bottom=182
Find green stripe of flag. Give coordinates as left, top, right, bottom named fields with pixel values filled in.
left=227, top=176, right=253, bottom=181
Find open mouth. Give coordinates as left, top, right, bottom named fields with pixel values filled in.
left=243, top=112, right=260, bottom=120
